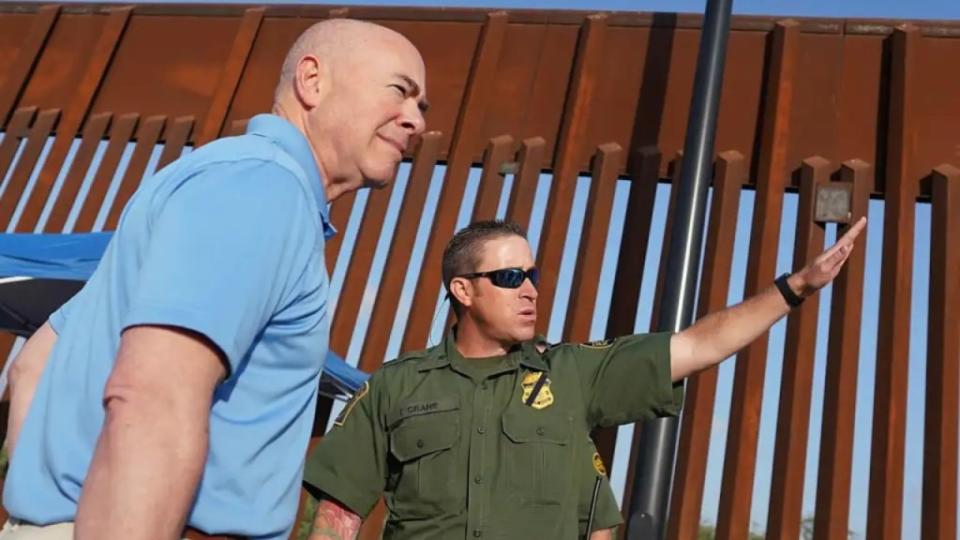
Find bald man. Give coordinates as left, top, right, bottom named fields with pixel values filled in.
left=1, top=19, right=426, bottom=540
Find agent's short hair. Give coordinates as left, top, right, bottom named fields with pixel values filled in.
left=441, top=220, right=527, bottom=316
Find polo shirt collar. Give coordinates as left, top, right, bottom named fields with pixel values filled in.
left=246, top=114, right=336, bottom=239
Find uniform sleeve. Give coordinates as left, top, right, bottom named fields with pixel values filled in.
left=573, top=332, right=683, bottom=428
left=302, top=373, right=389, bottom=518
left=122, top=162, right=318, bottom=374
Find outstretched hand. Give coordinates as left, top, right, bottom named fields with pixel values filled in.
left=790, top=216, right=867, bottom=297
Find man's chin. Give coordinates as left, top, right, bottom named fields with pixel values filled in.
left=362, top=175, right=392, bottom=189
left=512, top=328, right=536, bottom=343
left=361, top=161, right=401, bottom=189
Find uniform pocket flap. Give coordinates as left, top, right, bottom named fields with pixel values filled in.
left=390, top=420, right=459, bottom=462
left=502, top=411, right=570, bottom=445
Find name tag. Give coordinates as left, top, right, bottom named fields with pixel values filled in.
left=388, top=396, right=459, bottom=427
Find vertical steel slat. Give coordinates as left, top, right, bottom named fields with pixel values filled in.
left=357, top=132, right=442, bottom=372
left=920, top=164, right=959, bottom=540
left=866, top=25, right=920, bottom=539
left=103, top=115, right=166, bottom=230
left=667, top=151, right=745, bottom=540
left=534, top=13, right=607, bottom=335
left=0, top=108, right=38, bottom=183
left=399, top=12, right=509, bottom=351
left=504, top=137, right=545, bottom=229
left=156, top=115, right=195, bottom=170
left=470, top=134, right=515, bottom=221
left=0, top=108, right=61, bottom=228
left=73, top=113, right=139, bottom=232
left=812, top=159, right=871, bottom=540
left=715, top=19, right=799, bottom=540
left=196, top=7, right=264, bottom=145
left=42, top=112, right=113, bottom=232
left=562, top=142, right=623, bottom=341
left=766, top=156, right=830, bottom=538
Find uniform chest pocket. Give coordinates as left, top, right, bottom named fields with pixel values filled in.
left=387, top=407, right=463, bottom=518
left=501, top=409, right=573, bottom=506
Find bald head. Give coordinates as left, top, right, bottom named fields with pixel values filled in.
left=272, top=18, right=427, bottom=200
left=276, top=19, right=419, bottom=102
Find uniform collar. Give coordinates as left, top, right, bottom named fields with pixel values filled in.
left=416, top=340, right=451, bottom=372
left=519, top=336, right=550, bottom=372
left=415, top=329, right=550, bottom=373
left=245, top=114, right=336, bottom=239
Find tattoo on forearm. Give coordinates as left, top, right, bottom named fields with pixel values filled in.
left=309, top=498, right=361, bottom=540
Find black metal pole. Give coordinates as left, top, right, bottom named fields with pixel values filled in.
left=626, top=0, right=734, bottom=538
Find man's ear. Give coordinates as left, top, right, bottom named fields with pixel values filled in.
left=294, top=54, right=327, bottom=109
left=449, top=277, right=473, bottom=309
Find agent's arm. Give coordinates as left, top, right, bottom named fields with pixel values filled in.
left=670, top=217, right=866, bottom=380
left=309, top=496, right=362, bottom=540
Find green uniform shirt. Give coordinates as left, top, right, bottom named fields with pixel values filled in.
left=304, top=331, right=682, bottom=539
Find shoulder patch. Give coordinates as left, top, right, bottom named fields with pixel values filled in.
left=334, top=381, right=369, bottom=427
left=592, top=452, right=607, bottom=476
left=580, top=338, right=614, bottom=349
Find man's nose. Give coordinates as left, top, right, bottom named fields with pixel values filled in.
left=520, top=279, right=538, bottom=300
left=399, top=100, right=426, bottom=135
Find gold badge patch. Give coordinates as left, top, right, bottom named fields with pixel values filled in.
left=592, top=452, right=607, bottom=476
left=334, top=381, right=369, bottom=427
left=580, top=338, right=614, bottom=349
left=521, top=371, right=554, bottom=410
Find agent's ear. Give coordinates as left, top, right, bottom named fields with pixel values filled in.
left=293, top=54, right=329, bottom=109
left=449, top=277, right=474, bottom=309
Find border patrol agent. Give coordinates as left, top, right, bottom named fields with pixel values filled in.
left=305, top=330, right=680, bottom=538
left=305, top=216, right=866, bottom=539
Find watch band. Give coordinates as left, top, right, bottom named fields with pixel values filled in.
left=775, top=273, right=804, bottom=307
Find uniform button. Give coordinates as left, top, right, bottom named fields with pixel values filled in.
left=481, top=381, right=488, bottom=390
left=536, top=426, right=545, bottom=435
left=474, top=474, right=483, bottom=484
left=477, top=426, right=485, bottom=434
left=473, top=530, right=482, bottom=537
left=416, top=439, right=424, bottom=448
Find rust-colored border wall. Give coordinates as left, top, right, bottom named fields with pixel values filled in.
left=2, top=4, right=960, bottom=193
left=0, top=4, right=957, bottom=540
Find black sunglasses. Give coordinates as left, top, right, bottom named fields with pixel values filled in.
left=459, top=267, right=540, bottom=289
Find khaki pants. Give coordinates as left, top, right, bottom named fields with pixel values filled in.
left=0, top=521, right=73, bottom=540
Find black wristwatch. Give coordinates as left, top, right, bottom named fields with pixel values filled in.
left=774, top=273, right=804, bottom=307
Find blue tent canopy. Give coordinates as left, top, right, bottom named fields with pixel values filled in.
left=0, top=232, right=368, bottom=398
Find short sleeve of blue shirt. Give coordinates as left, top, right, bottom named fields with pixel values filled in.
left=122, top=161, right=319, bottom=373
left=48, top=294, right=75, bottom=334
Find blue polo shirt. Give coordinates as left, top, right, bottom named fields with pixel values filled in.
left=4, top=114, right=335, bottom=539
